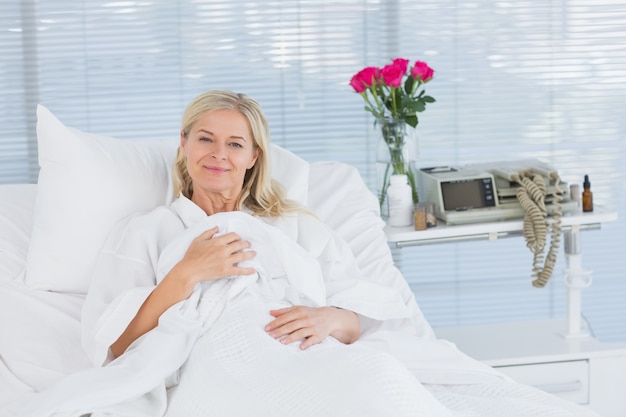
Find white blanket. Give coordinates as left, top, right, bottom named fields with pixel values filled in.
left=21, top=212, right=457, bottom=417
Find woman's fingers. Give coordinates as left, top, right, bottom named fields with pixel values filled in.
left=183, top=228, right=257, bottom=281
left=298, top=333, right=324, bottom=350
left=266, top=307, right=300, bottom=330
left=265, top=306, right=333, bottom=349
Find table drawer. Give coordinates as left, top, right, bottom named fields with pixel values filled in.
left=494, top=360, right=589, bottom=404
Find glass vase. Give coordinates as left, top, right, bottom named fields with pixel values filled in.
left=375, top=116, right=419, bottom=218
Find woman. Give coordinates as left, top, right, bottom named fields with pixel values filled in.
left=107, top=90, right=359, bottom=358
left=74, top=89, right=450, bottom=417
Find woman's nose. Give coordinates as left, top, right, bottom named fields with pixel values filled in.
left=210, top=143, right=227, bottom=160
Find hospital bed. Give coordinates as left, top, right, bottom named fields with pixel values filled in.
left=0, top=106, right=597, bottom=416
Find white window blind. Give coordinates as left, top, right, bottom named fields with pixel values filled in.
left=1, top=0, right=625, bottom=342
left=393, top=0, right=626, bottom=342
left=1, top=1, right=34, bottom=183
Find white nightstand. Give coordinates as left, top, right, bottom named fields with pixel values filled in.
left=436, top=319, right=626, bottom=416
left=385, top=207, right=626, bottom=416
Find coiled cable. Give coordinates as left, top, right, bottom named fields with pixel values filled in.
left=512, top=170, right=564, bottom=288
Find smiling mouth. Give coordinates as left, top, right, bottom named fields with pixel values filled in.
left=205, top=166, right=228, bottom=173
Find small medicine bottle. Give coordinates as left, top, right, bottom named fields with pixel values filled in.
left=387, top=174, right=414, bottom=227
left=414, top=202, right=436, bottom=230
left=582, top=174, right=593, bottom=212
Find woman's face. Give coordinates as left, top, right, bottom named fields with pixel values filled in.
left=181, top=109, right=259, bottom=200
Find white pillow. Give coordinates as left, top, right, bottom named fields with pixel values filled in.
left=25, top=105, right=309, bottom=294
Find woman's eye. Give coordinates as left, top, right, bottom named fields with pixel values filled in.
left=199, top=136, right=212, bottom=142
left=229, top=142, right=243, bottom=148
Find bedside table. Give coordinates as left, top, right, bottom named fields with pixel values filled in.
left=385, top=207, right=626, bottom=416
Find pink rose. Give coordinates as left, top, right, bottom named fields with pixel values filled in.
left=392, top=58, right=409, bottom=74
left=349, top=66, right=379, bottom=93
left=411, top=61, right=434, bottom=82
left=381, top=63, right=404, bottom=87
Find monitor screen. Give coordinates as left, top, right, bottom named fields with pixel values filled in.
left=441, top=178, right=495, bottom=211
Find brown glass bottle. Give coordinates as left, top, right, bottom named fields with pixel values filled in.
left=582, top=175, right=593, bottom=212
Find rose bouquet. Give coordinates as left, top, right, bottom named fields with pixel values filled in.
left=350, top=58, right=435, bottom=128
left=350, top=58, right=435, bottom=208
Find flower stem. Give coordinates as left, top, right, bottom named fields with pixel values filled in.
left=378, top=116, right=419, bottom=209
left=379, top=162, right=392, bottom=208
left=369, top=87, right=385, bottom=118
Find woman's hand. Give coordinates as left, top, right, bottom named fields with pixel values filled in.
left=173, top=226, right=257, bottom=289
left=265, top=306, right=360, bottom=350
left=111, top=226, right=256, bottom=358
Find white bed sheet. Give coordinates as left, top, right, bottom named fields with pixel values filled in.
left=0, top=184, right=35, bottom=284
left=0, top=280, right=91, bottom=412
left=0, top=184, right=90, bottom=415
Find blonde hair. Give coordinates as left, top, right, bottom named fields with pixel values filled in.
left=173, top=89, right=299, bottom=217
